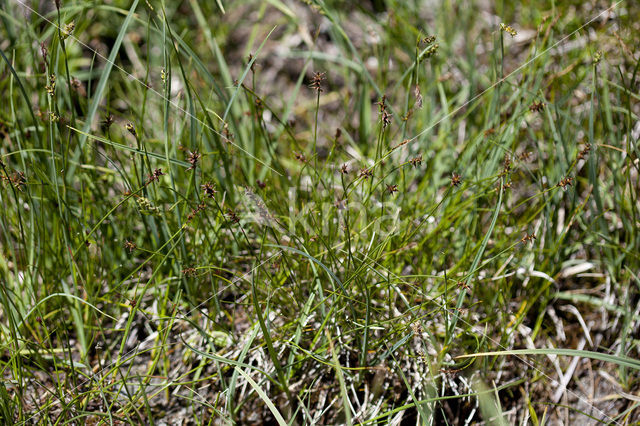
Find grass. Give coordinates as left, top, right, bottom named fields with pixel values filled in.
left=0, top=0, right=639, bottom=424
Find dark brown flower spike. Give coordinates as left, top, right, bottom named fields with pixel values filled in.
left=577, top=143, right=591, bottom=160
left=222, top=123, right=233, bottom=142
left=519, top=151, right=532, bottom=162
left=124, top=240, right=137, bottom=253
left=147, top=168, right=164, bottom=184
left=386, top=184, right=398, bottom=195
left=359, top=168, right=373, bottom=179
left=382, top=110, right=392, bottom=128
left=202, top=182, right=217, bottom=198
left=2, top=171, right=27, bottom=191
left=529, top=101, right=545, bottom=112
left=40, top=42, right=48, bottom=63
left=226, top=208, right=240, bottom=224
left=521, top=233, right=536, bottom=244
left=450, top=172, right=462, bottom=187
left=182, top=267, right=197, bottom=277
left=501, top=154, right=512, bottom=175
left=393, top=139, right=409, bottom=150
left=309, top=71, right=326, bottom=93
left=557, top=176, right=574, bottom=189
left=377, top=95, right=387, bottom=113
left=70, top=77, right=86, bottom=96
left=414, top=85, right=423, bottom=109
left=102, top=115, right=114, bottom=131
left=187, top=151, right=200, bottom=171
left=187, top=202, right=206, bottom=221
left=457, top=281, right=470, bottom=290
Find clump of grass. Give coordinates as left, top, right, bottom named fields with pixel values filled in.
left=0, top=0, right=639, bottom=424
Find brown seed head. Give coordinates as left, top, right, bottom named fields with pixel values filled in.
left=2, top=171, right=26, bottom=191
left=187, top=151, right=200, bottom=170
left=201, top=182, right=217, bottom=198
left=421, top=35, right=436, bottom=45
left=457, top=281, right=470, bottom=290
left=182, top=267, right=197, bottom=277
left=226, top=208, right=240, bottom=224
left=187, top=202, right=206, bottom=222
left=377, top=95, right=387, bottom=113
left=414, top=85, right=423, bottom=109
left=359, top=168, right=373, bottom=179
left=519, top=151, right=532, bottom=162
left=124, top=240, right=137, bottom=253
left=147, top=168, right=164, bottom=184
left=502, top=154, right=512, bottom=175
left=222, top=123, right=233, bottom=142
left=40, top=42, right=49, bottom=63
left=309, top=71, right=326, bottom=93
left=529, top=101, right=545, bottom=112
left=577, top=143, right=591, bottom=160
left=294, top=152, right=306, bottom=163
left=557, top=176, right=574, bottom=190
left=521, top=233, right=536, bottom=244
left=382, top=110, right=392, bottom=128
left=450, top=172, right=462, bottom=187
left=102, top=115, right=114, bottom=131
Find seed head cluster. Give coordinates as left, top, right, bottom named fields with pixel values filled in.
left=521, top=233, right=536, bottom=244
left=309, top=71, right=326, bottom=93
left=577, top=143, right=591, bottom=160
left=201, top=182, right=217, bottom=198
left=1, top=171, right=26, bottom=191
left=500, top=23, right=517, bottom=37
left=377, top=96, right=392, bottom=128
left=529, top=101, right=545, bottom=112
left=359, top=168, right=373, bottom=179
left=102, top=115, right=114, bottom=131
left=124, top=240, right=137, bottom=253
left=187, top=202, right=206, bottom=222
left=146, top=168, right=164, bottom=184
left=450, top=172, right=462, bottom=187
left=557, top=176, right=574, bottom=189
left=187, top=151, right=200, bottom=170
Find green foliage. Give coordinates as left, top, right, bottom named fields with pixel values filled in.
left=0, top=0, right=638, bottom=423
